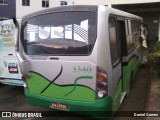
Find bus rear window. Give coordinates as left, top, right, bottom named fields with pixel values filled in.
left=21, top=11, right=97, bottom=56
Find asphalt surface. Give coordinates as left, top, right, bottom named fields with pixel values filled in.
left=143, top=66, right=160, bottom=120
left=111, top=64, right=151, bottom=120
left=0, top=64, right=151, bottom=120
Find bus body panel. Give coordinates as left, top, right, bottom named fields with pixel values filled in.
left=0, top=19, right=23, bottom=86
left=123, top=56, right=140, bottom=91
left=19, top=5, right=112, bottom=112
left=26, top=60, right=96, bottom=102
left=18, top=5, right=143, bottom=114
left=113, top=78, right=122, bottom=111
left=96, top=6, right=114, bottom=98
left=25, top=89, right=112, bottom=117
left=122, top=44, right=142, bottom=91
left=19, top=6, right=101, bottom=103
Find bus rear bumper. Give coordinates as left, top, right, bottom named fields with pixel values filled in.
left=0, top=79, right=23, bottom=86
left=25, top=89, right=112, bottom=117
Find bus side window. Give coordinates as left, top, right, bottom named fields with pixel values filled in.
left=126, top=19, right=134, bottom=52
left=109, top=16, right=119, bottom=66
left=131, top=20, right=139, bottom=46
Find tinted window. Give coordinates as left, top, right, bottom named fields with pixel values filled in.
left=60, top=1, right=67, bottom=6
left=42, top=0, right=49, bottom=8
left=109, top=17, right=119, bottom=65
left=132, top=20, right=139, bottom=46
left=22, top=0, right=30, bottom=6
left=0, top=0, right=8, bottom=5
left=22, top=11, right=97, bottom=55
left=126, top=19, right=134, bottom=52
left=128, top=20, right=132, bottom=34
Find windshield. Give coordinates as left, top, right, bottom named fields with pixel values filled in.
left=21, top=11, right=97, bottom=56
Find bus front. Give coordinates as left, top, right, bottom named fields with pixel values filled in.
left=19, top=6, right=111, bottom=116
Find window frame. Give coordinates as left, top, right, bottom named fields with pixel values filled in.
left=131, top=20, right=140, bottom=47
left=42, top=0, right=49, bottom=8
left=22, top=0, right=30, bottom=6
left=60, top=1, right=67, bottom=6
left=0, top=0, right=8, bottom=5
left=125, top=19, right=135, bottom=53
left=21, top=11, right=98, bottom=56
left=108, top=16, right=120, bottom=66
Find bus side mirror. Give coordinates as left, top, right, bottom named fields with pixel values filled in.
left=19, top=61, right=31, bottom=77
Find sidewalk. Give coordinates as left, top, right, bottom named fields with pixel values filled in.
left=144, top=66, right=160, bottom=120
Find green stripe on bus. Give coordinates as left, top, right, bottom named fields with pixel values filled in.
left=64, top=76, right=93, bottom=96
left=123, top=56, right=140, bottom=91
left=27, top=72, right=95, bottom=102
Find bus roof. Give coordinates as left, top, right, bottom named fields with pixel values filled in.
left=22, top=5, right=142, bottom=21
left=105, top=6, right=142, bottom=20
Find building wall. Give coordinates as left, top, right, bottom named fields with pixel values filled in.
left=0, top=0, right=16, bottom=20
left=16, top=0, right=73, bottom=18
left=15, top=0, right=160, bottom=40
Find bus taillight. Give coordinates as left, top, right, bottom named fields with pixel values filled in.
left=96, top=67, right=108, bottom=99
left=97, top=73, right=107, bottom=81
left=97, top=82, right=107, bottom=90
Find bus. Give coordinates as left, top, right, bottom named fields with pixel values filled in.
left=15, top=5, right=143, bottom=116
left=0, top=19, right=23, bottom=86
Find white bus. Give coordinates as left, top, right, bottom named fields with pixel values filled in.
left=16, top=5, right=143, bottom=116
left=0, top=19, right=23, bottom=86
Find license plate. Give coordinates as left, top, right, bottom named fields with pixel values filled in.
left=8, top=67, right=18, bottom=73
left=51, top=102, right=68, bottom=110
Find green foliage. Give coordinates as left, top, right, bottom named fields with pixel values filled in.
left=155, top=41, right=160, bottom=51
left=148, top=52, right=160, bottom=68
left=148, top=41, right=160, bottom=69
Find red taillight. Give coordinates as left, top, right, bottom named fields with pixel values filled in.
left=97, top=82, right=107, bottom=90
left=97, top=68, right=101, bottom=73
left=21, top=76, right=26, bottom=81
left=96, top=67, right=108, bottom=99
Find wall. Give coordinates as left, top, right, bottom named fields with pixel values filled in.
left=15, top=0, right=160, bottom=40
left=16, top=0, right=73, bottom=18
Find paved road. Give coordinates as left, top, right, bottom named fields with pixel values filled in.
left=111, top=64, right=151, bottom=120
left=0, top=65, right=151, bottom=120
